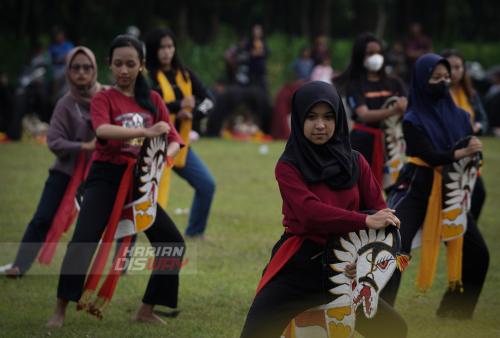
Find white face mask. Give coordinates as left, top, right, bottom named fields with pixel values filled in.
left=363, top=54, right=384, bottom=72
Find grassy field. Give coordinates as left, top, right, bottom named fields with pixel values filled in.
left=1, top=138, right=500, bottom=337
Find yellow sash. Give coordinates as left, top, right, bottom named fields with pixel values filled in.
left=450, top=86, right=474, bottom=123
left=408, top=157, right=464, bottom=295
left=157, top=70, right=193, bottom=209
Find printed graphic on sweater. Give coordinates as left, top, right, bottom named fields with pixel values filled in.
left=115, top=113, right=152, bottom=150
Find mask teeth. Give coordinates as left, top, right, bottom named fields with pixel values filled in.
left=396, top=253, right=411, bottom=272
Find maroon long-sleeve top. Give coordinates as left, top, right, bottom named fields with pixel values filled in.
left=276, top=153, right=387, bottom=237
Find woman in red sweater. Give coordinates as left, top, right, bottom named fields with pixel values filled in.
left=240, top=81, right=406, bottom=338
left=46, top=35, right=184, bottom=328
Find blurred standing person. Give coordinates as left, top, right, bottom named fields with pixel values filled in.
left=485, top=71, right=500, bottom=102
left=334, top=33, right=408, bottom=190
left=246, top=24, right=270, bottom=95
left=405, top=23, right=432, bottom=74
left=484, top=71, right=500, bottom=135
left=224, top=36, right=250, bottom=85
left=441, top=49, right=488, bottom=222
left=7, top=46, right=51, bottom=140
left=125, top=26, right=146, bottom=56
left=145, top=27, right=216, bottom=240
left=310, top=56, right=333, bottom=85
left=291, top=46, right=314, bottom=81
left=48, top=27, right=74, bottom=107
left=0, top=72, right=14, bottom=141
left=31, top=44, right=52, bottom=69
left=5, top=47, right=103, bottom=277
left=385, top=41, right=408, bottom=81
left=311, top=32, right=331, bottom=66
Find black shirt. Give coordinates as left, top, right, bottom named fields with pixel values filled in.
left=403, top=121, right=457, bottom=167
left=347, top=76, right=408, bottom=165
left=150, top=68, right=215, bottom=121
left=347, top=76, right=408, bottom=128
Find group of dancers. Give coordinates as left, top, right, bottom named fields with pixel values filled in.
left=241, top=34, right=489, bottom=337
left=4, top=28, right=490, bottom=337
left=5, top=28, right=215, bottom=327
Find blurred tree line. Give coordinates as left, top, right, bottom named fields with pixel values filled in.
left=1, top=0, right=500, bottom=81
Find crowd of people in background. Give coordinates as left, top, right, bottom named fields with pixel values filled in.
left=2, top=22, right=500, bottom=143
left=0, top=19, right=499, bottom=337
left=0, top=27, right=74, bottom=142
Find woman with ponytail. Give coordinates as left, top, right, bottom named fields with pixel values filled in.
left=46, top=35, right=185, bottom=328
left=145, top=27, right=216, bottom=241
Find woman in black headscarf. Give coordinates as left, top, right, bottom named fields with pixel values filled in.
left=240, top=81, right=407, bottom=338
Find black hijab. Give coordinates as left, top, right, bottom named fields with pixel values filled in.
left=279, top=81, right=360, bottom=190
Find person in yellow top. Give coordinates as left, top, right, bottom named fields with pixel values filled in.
left=145, top=27, right=216, bottom=241
left=441, top=49, right=488, bottom=222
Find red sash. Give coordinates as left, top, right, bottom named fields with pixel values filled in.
left=77, top=151, right=174, bottom=319
left=38, top=152, right=95, bottom=265
left=77, top=154, right=136, bottom=318
left=254, top=229, right=327, bottom=298
left=352, top=122, right=384, bottom=187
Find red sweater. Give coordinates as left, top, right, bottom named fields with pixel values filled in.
left=275, top=153, right=386, bottom=237
left=91, top=88, right=184, bottom=164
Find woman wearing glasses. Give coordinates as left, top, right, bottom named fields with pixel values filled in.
left=5, top=46, right=106, bottom=277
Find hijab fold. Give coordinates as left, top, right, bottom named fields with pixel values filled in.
left=279, top=81, right=359, bottom=190
left=403, top=54, right=471, bottom=152
left=65, top=46, right=106, bottom=109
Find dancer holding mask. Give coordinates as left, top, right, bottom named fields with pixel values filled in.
left=240, top=81, right=407, bottom=338
left=46, top=35, right=184, bottom=328
left=380, top=54, right=489, bottom=320
left=335, top=33, right=408, bottom=190
left=145, top=27, right=216, bottom=241
left=441, top=49, right=488, bottom=222
left=5, top=47, right=104, bottom=277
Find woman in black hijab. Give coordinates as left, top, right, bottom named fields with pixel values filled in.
left=240, top=81, right=407, bottom=338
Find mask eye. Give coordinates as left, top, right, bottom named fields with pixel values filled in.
left=377, top=260, right=390, bottom=271
left=375, top=255, right=394, bottom=272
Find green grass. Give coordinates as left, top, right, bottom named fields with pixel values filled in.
left=1, top=137, right=500, bottom=337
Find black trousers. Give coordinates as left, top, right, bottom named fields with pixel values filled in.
left=380, top=166, right=490, bottom=319
left=13, top=170, right=70, bottom=274
left=7, top=85, right=50, bottom=140
left=471, top=176, right=486, bottom=222
left=240, top=235, right=408, bottom=338
left=57, top=161, right=185, bottom=308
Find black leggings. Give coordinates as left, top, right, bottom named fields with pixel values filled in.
left=13, top=170, right=70, bottom=274
left=240, top=235, right=407, bottom=338
left=57, top=161, right=185, bottom=308
left=471, top=176, right=486, bottom=222
left=380, top=167, right=489, bottom=319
